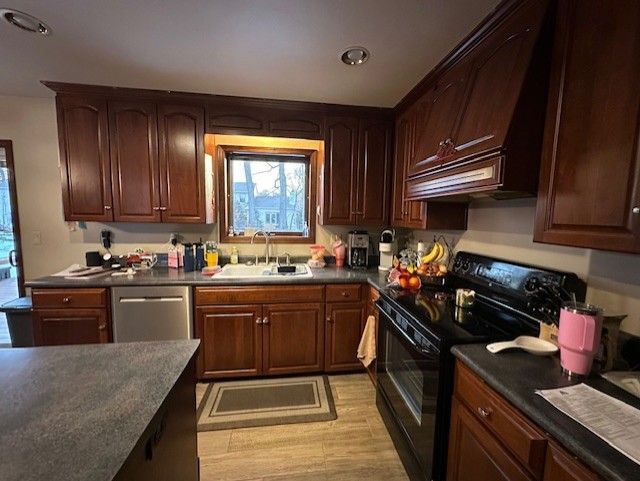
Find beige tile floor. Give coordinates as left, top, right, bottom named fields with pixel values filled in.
left=196, top=374, right=410, bottom=481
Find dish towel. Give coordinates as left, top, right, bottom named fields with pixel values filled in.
left=357, top=315, right=377, bottom=367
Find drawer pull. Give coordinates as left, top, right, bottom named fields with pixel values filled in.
left=262, top=317, right=269, bottom=325
left=341, top=291, right=349, bottom=297
left=256, top=317, right=262, bottom=324
left=62, top=297, right=71, bottom=304
left=98, top=323, right=107, bottom=331
left=477, top=406, right=492, bottom=418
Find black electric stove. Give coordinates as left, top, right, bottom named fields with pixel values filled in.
left=375, top=252, right=586, bottom=481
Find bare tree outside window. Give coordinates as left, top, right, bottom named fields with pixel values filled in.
left=229, top=153, right=308, bottom=235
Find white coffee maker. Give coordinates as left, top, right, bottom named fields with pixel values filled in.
left=378, top=229, right=396, bottom=272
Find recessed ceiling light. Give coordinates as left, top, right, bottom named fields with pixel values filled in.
left=341, top=47, right=370, bottom=66
left=0, top=8, right=51, bottom=35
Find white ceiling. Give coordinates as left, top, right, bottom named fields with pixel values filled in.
left=0, top=0, right=500, bottom=107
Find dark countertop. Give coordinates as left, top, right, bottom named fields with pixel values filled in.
left=25, top=266, right=389, bottom=289
left=0, top=340, right=199, bottom=481
left=452, top=344, right=640, bottom=481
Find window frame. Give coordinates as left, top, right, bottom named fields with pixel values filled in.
left=216, top=145, right=317, bottom=244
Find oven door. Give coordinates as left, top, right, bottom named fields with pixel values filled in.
left=377, top=304, right=441, bottom=477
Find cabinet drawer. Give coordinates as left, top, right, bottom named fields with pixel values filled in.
left=32, top=288, right=108, bottom=309
left=326, top=284, right=362, bottom=303
left=454, top=361, right=546, bottom=479
left=195, top=285, right=324, bottom=305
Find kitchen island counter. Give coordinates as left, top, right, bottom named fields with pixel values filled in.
left=0, top=340, right=200, bottom=481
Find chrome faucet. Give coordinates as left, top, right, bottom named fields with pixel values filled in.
left=250, top=230, right=271, bottom=265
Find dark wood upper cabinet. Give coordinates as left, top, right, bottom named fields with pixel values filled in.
left=321, top=116, right=359, bottom=225
left=451, top=0, right=548, bottom=161
left=206, top=103, right=269, bottom=136
left=108, top=100, right=161, bottom=222
left=534, top=0, right=640, bottom=253
left=391, top=109, right=468, bottom=230
left=357, top=118, right=393, bottom=225
left=268, top=110, right=324, bottom=140
left=55, top=95, right=113, bottom=221
left=158, top=103, right=210, bottom=223
left=401, top=0, right=551, bottom=201
left=320, top=116, right=393, bottom=226
left=410, top=60, right=472, bottom=176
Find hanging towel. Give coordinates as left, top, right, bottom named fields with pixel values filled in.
left=357, top=315, right=377, bottom=367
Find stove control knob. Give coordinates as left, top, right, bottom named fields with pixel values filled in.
left=524, top=276, right=540, bottom=293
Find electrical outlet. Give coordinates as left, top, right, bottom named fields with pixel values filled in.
left=32, top=231, right=42, bottom=245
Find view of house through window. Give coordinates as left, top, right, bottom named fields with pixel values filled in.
left=229, top=153, right=309, bottom=236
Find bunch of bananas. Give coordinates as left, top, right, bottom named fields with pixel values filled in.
left=420, top=240, right=446, bottom=264
left=417, top=240, right=448, bottom=277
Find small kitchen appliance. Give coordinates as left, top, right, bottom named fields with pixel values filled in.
left=558, top=302, right=603, bottom=376
left=347, top=230, right=369, bottom=269
left=378, top=229, right=395, bottom=272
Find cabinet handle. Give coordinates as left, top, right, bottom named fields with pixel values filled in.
left=159, top=207, right=168, bottom=211
left=477, top=407, right=492, bottom=418
left=633, top=207, right=640, bottom=214
left=341, top=291, right=349, bottom=297
left=62, top=297, right=71, bottom=304
left=98, top=323, right=107, bottom=331
left=262, top=317, right=269, bottom=325
left=256, top=317, right=262, bottom=324
left=153, top=207, right=161, bottom=211
left=326, top=316, right=333, bottom=323
left=104, top=205, right=112, bottom=210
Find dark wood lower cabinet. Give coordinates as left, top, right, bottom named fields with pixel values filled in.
left=447, top=398, right=535, bottom=481
left=543, top=442, right=600, bottom=481
left=450, top=361, right=603, bottom=481
left=196, top=304, right=263, bottom=379
left=262, top=303, right=324, bottom=375
left=32, top=308, right=110, bottom=346
left=325, top=302, right=366, bottom=372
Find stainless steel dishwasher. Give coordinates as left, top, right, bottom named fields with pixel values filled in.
left=111, top=286, right=193, bottom=342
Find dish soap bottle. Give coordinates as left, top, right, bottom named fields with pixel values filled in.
left=230, top=247, right=239, bottom=264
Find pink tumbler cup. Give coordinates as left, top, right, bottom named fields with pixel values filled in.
left=558, top=303, right=603, bottom=376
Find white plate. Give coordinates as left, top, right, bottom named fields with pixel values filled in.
left=486, top=336, right=558, bottom=356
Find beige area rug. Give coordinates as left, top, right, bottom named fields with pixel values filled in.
left=197, top=375, right=337, bottom=431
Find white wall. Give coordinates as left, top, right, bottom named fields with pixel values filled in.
left=409, top=198, right=640, bottom=335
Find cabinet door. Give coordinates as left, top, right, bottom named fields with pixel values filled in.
left=109, top=100, right=161, bottom=222
left=534, top=0, right=640, bottom=253
left=410, top=60, right=471, bottom=176
left=452, top=0, right=547, bottom=160
left=158, top=103, right=206, bottom=223
left=196, top=305, right=262, bottom=379
left=56, top=95, right=113, bottom=221
left=262, top=303, right=324, bottom=375
left=33, top=308, right=110, bottom=346
left=321, top=117, right=358, bottom=225
left=447, top=398, right=535, bottom=481
left=543, top=442, right=600, bottom=481
left=356, top=118, right=393, bottom=225
left=391, top=109, right=427, bottom=228
left=325, top=302, right=365, bottom=372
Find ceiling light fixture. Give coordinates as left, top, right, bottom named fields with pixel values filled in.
left=0, top=8, right=51, bottom=35
left=341, top=47, right=370, bottom=66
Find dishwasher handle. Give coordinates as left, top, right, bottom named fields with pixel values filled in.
left=118, top=296, right=185, bottom=303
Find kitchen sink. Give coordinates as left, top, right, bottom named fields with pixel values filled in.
left=215, top=263, right=313, bottom=279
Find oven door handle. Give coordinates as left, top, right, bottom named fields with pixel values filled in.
left=378, top=305, right=438, bottom=356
